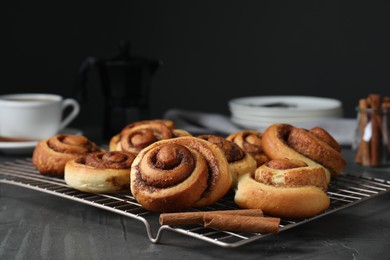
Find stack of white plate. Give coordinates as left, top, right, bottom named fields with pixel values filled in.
left=229, top=96, right=343, bottom=130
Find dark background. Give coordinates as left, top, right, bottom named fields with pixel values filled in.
left=2, top=0, right=390, bottom=131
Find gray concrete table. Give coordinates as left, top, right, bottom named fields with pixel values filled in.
left=1, top=147, right=390, bottom=260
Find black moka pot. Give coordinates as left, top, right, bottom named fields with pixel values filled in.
left=76, top=41, right=162, bottom=139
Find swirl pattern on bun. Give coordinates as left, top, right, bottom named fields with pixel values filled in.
left=32, top=134, right=101, bottom=176
left=109, top=119, right=191, bottom=154
left=261, top=124, right=345, bottom=182
left=235, top=158, right=330, bottom=218
left=197, top=134, right=257, bottom=188
left=130, top=136, right=232, bottom=212
left=226, top=130, right=269, bottom=167
left=65, top=151, right=136, bottom=193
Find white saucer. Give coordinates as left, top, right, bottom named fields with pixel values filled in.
left=229, top=96, right=343, bottom=117
left=0, top=128, right=83, bottom=155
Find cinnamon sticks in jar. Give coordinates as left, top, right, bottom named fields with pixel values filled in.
left=354, top=94, right=390, bottom=167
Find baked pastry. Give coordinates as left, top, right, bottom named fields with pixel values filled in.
left=171, top=128, right=193, bottom=137
left=65, top=151, right=136, bottom=193
left=120, top=119, right=176, bottom=131
left=109, top=119, right=191, bottom=154
left=130, top=136, right=232, bottom=212
left=235, top=158, right=330, bottom=218
left=226, top=130, right=269, bottom=167
left=261, top=124, right=345, bottom=182
left=117, top=118, right=191, bottom=137
left=197, top=134, right=257, bottom=188
left=32, top=134, right=101, bottom=176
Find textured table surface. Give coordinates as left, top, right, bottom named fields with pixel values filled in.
left=1, top=145, right=390, bottom=260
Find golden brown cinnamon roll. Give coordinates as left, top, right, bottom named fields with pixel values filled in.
left=172, top=128, right=192, bottom=137
left=197, top=134, right=257, bottom=189
left=130, top=136, right=232, bottom=212
left=32, top=134, right=101, bottom=176
left=235, top=158, right=330, bottom=218
left=120, top=119, right=176, bottom=131
left=261, top=124, right=345, bottom=182
left=65, top=151, right=136, bottom=193
left=226, top=130, right=269, bottom=167
left=109, top=119, right=191, bottom=154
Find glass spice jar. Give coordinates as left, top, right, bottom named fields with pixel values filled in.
left=353, top=100, right=390, bottom=167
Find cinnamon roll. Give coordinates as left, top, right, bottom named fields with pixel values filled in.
left=172, top=128, right=192, bottom=137
left=109, top=119, right=191, bottom=154
left=226, top=130, right=269, bottom=167
left=130, top=136, right=232, bottom=212
left=197, top=135, right=257, bottom=188
left=32, top=134, right=101, bottom=176
left=65, top=151, right=136, bottom=193
left=261, top=124, right=345, bottom=182
left=120, top=119, right=176, bottom=131
left=235, top=158, right=330, bottom=218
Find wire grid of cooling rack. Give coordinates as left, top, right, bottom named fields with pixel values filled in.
left=1, top=158, right=390, bottom=248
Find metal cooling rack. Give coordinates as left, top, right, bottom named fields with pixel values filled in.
left=1, top=158, right=390, bottom=248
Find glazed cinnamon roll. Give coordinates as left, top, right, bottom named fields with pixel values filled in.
left=197, top=135, right=257, bottom=189
left=226, top=130, right=269, bottom=167
left=130, top=136, right=232, bottom=212
left=32, top=134, right=101, bottom=176
left=261, top=124, right=345, bottom=182
left=109, top=119, right=191, bottom=154
left=65, top=151, right=136, bottom=193
left=235, top=158, right=330, bottom=218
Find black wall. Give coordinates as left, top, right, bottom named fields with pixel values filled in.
left=3, top=0, right=390, bottom=129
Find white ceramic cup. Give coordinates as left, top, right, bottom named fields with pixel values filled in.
left=0, top=93, right=80, bottom=140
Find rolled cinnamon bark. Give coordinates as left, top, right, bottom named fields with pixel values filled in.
left=368, top=94, right=381, bottom=166
left=203, top=213, right=280, bottom=234
left=0, top=136, right=33, bottom=142
left=355, top=99, right=371, bottom=166
left=159, top=209, right=264, bottom=226
left=383, top=101, right=390, bottom=157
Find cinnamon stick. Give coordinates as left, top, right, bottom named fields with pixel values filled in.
left=0, top=136, right=34, bottom=142
left=368, top=94, right=381, bottom=166
left=203, top=213, right=280, bottom=234
left=355, top=99, right=370, bottom=165
left=383, top=100, right=390, bottom=158
left=159, top=209, right=264, bottom=226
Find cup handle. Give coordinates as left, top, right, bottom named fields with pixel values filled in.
left=59, top=98, right=80, bottom=130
